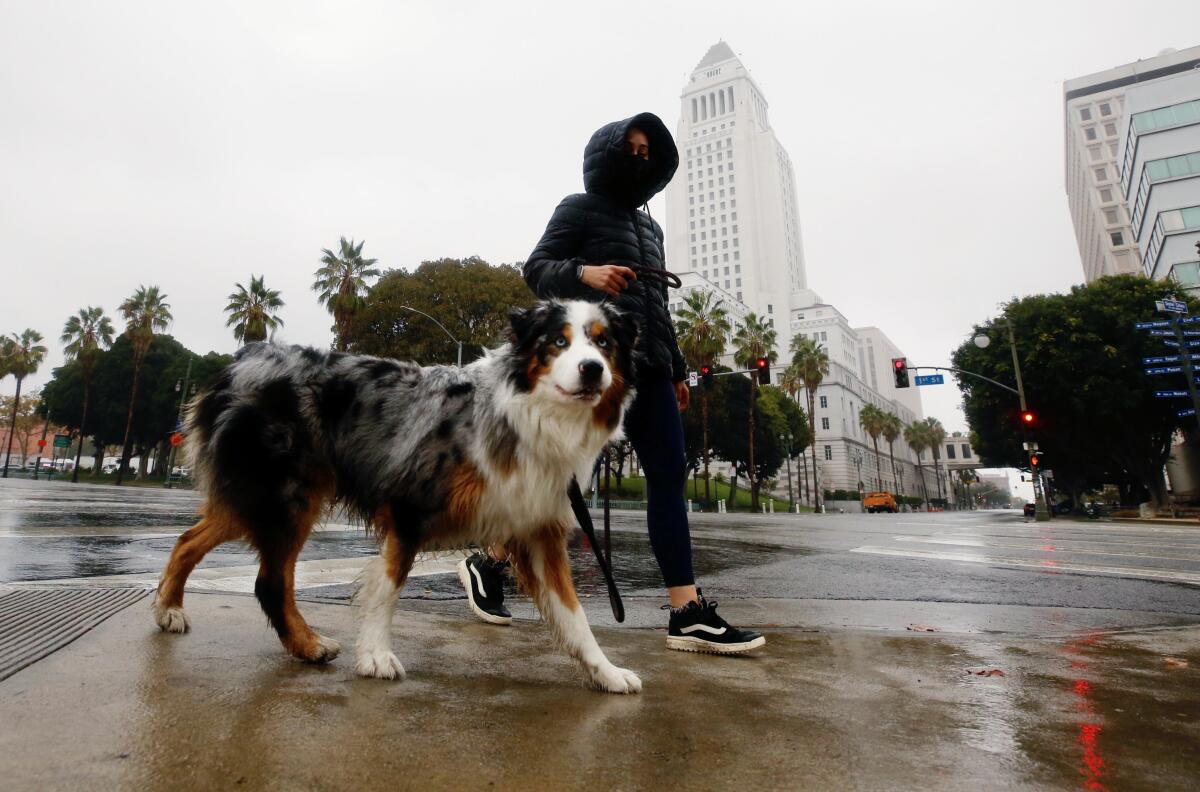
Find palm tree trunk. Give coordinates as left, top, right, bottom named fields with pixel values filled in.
left=748, top=380, right=758, bottom=511
left=806, top=387, right=820, bottom=512
left=917, top=455, right=929, bottom=510
left=887, top=440, right=898, bottom=494
left=115, top=356, right=144, bottom=486
left=71, top=382, right=90, bottom=483
left=701, top=392, right=711, bottom=510
left=871, top=437, right=882, bottom=491
left=2, top=376, right=23, bottom=478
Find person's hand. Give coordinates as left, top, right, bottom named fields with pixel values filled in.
left=580, top=264, right=637, bottom=297
left=675, top=381, right=690, bottom=412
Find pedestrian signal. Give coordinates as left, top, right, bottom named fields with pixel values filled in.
left=892, top=358, right=909, bottom=389
left=1030, top=452, right=1042, bottom=468
left=700, top=365, right=714, bottom=386
left=755, top=357, right=771, bottom=385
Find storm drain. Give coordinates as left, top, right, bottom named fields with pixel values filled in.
left=0, top=587, right=149, bottom=681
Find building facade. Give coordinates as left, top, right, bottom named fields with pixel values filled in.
left=1064, top=46, right=1200, bottom=283
left=1119, top=68, right=1200, bottom=287
left=664, top=41, right=807, bottom=356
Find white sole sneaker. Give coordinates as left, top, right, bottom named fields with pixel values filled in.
left=666, top=634, right=767, bottom=654
left=457, top=558, right=513, bottom=626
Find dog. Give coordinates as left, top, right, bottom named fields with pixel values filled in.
left=151, top=299, right=644, bottom=693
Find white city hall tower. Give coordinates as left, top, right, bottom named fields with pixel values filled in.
left=664, top=41, right=809, bottom=337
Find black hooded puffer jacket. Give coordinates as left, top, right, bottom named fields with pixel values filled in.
left=522, top=112, right=686, bottom=383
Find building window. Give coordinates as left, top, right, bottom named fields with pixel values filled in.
left=824, top=445, right=832, bottom=461
left=1104, top=208, right=1117, bottom=224
left=1085, top=127, right=1097, bottom=141
left=962, top=444, right=971, bottom=458
left=819, top=396, right=828, bottom=408
left=1110, top=231, right=1124, bottom=246
left=1089, top=146, right=1101, bottom=161
left=1099, top=187, right=1113, bottom=202
left=1099, top=102, right=1111, bottom=116
left=946, top=444, right=956, bottom=460
left=1173, top=261, right=1200, bottom=286
left=821, top=417, right=830, bottom=430
left=1079, top=107, right=1092, bottom=121
left=1104, top=123, right=1117, bottom=137
left=1093, top=167, right=1107, bottom=181
left=820, top=331, right=828, bottom=341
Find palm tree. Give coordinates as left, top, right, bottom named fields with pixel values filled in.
left=904, top=421, right=931, bottom=510
left=312, top=237, right=380, bottom=351
left=674, top=290, right=731, bottom=509
left=924, top=417, right=947, bottom=505
left=225, top=275, right=284, bottom=345
left=115, top=285, right=172, bottom=485
left=778, top=363, right=806, bottom=503
left=2, top=330, right=48, bottom=478
left=61, top=307, right=115, bottom=482
left=732, top=313, right=776, bottom=511
left=858, top=404, right=887, bottom=492
left=790, top=335, right=830, bottom=512
left=881, top=412, right=903, bottom=494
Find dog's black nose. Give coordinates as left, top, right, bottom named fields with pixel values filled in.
left=579, top=360, right=604, bottom=386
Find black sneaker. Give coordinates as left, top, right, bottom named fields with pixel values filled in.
left=457, top=553, right=513, bottom=625
left=665, top=591, right=765, bottom=654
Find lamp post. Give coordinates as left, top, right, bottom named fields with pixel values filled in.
left=780, top=432, right=794, bottom=513
left=164, top=359, right=193, bottom=488
left=973, top=315, right=1049, bottom=521
left=398, top=305, right=463, bottom=367
left=850, top=447, right=864, bottom=504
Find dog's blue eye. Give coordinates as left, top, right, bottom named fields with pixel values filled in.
left=596, top=337, right=608, bottom=348
left=555, top=336, right=568, bottom=348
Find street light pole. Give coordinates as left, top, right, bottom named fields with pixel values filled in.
left=398, top=305, right=463, bottom=367
left=165, top=359, right=192, bottom=488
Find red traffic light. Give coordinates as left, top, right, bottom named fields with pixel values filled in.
left=1021, top=411, right=1035, bottom=425
left=700, top=365, right=711, bottom=375
left=894, top=359, right=905, bottom=370
left=756, top=358, right=767, bottom=369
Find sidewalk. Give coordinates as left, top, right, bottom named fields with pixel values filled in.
left=1, top=591, right=1196, bottom=790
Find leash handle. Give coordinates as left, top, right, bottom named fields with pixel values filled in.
left=568, top=476, right=624, bottom=623
left=626, top=263, right=682, bottom=290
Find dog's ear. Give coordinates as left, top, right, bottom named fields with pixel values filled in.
left=508, top=303, right=547, bottom=351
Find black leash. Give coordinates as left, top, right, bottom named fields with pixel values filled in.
left=568, top=448, right=624, bottom=623
left=625, top=263, right=682, bottom=290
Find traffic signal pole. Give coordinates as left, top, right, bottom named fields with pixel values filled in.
left=1005, top=318, right=1050, bottom=522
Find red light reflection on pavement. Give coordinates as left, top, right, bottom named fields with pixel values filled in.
left=1065, top=634, right=1107, bottom=791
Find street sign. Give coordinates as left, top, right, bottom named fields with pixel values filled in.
left=1136, top=320, right=1171, bottom=329
left=913, top=374, right=944, bottom=386
left=1155, top=390, right=1189, bottom=398
left=1143, top=354, right=1200, bottom=364
left=52, top=435, right=71, bottom=449
left=1180, top=408, right=1197, bottom=418
left=1146, top=329, right=1199, bottom=337
left=688, top=371, right=698, bottom=387
left=1157, top=299, right=1188, bottom=313
left=1160, top=339, right=1200, bottom=348
left=1145, top=366, right=1184, bottom=375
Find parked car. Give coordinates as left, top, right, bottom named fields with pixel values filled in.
left=1023, top=502, right=1036, bottom=518
left=863, top=491, right=898, bottom=513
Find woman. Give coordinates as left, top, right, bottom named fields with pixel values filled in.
left=458, top=112, right=764, bottom=654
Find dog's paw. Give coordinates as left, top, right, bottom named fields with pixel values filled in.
left=302, top=634, right=341, bottom=664
left=152, top=598, right=190, bottom=634
left=355, top=650, right=406, bottom=680
left=589, top=663, right=642, bottom=694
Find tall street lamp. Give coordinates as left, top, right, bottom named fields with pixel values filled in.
left=398, top=305, right=463, bottom=367
left=850, top=447, right=864, bottom=503
left=973, top=315, right=1050, bottom=521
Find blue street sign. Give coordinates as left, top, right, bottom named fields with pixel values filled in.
left=1145, top=366, right=1184, bottom=375
left=1148, top=329, right=1172, bottom=336
left=1136, top=320, right=1171, bottom=329
left=1143, top=355, right=1174, bottom=364
left=913, top=374, right=944, bottom=386
left=1163, top=339, right=1179, bottom=347
left=1183, top=316, right=1200, bottom=325
left=1160, top=339, right=1200, bottom=348
left=1159, top=299, right=1189, bottom=313
left=1180, top=408, right=1197, bottom=418
left=1155, top=390, right=1189, bottom=398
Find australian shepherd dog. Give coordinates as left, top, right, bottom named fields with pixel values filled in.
left=151, top=300, right=644, bottom=693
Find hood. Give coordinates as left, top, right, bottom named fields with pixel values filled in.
left=582, top=112, right=679, bottom=208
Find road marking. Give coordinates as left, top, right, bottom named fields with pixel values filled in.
left=891, top=535, right=1200, bottom=562
left=850, top=545, right=1200, bottom=586
left=7, top=553, right=462, bottom=593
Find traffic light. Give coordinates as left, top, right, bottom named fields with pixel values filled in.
left=755, top=357, right=771, bottom=385
left=1021, top=410, right=1035, bottom=427
left=1030, top=452, right=1042, bottom=469
left=700, top=365, right=714, bottom=386
left=892, top=357, right=909, bottom=389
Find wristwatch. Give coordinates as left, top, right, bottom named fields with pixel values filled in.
left=576, top=263, right=585, bottom=281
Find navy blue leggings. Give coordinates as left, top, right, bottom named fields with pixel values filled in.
left=622, top=377, right=695, bottom=588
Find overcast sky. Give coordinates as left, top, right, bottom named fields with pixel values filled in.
left=4, top=0, right=1200, bottom=443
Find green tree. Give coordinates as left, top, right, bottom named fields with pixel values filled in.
left=790, top=335, right=830, bottom=511
left=225, top=275, right=284, bottom=345
left=732, top=313, right=777, bottom=510
left=1, top=329, right=48, bottom=478
left=858, top=404, right=887, bottom=492
left=115, top=286, right=172, bottom=484
left=881, top=412, right=904, bottom=494
left=951, top=274, right=1193, bottom=507
left=313, top=237, right=381, bottom=351
left=904, top=420, right=931, bottom=509
left=924, top=417, right=947, bottom=503
left=61, top=307, right=115, bottom=481
left=0, top=390, right=43, bottom=467
left=674, top=290, right=731, bottom=509
left=349, top=257, right=536, bottom=363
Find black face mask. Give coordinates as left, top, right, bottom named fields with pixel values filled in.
left=623, top=153, right=651, bottom=180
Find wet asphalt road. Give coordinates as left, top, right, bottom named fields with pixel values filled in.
left=2, top=477, right=1199, bottom=632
